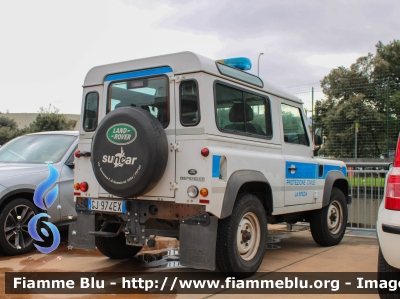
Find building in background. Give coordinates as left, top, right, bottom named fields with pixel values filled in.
left=3, top=113, right=80, bottom=130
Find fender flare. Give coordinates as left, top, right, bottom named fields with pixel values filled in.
left=0, top=188, right=35, bottom=206
left=322, top=171, right=350, bottom=207
left=220, top=170, right=272, bottom=219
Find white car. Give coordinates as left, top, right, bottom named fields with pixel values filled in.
left=377, top=135, right=400, bottom=296
left=0, top=131, right=78, bottom=255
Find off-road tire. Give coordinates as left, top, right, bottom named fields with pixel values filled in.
left=0, top=198, right=38, bottom=255
left=216, top=193, right=267, bottom=278
left=95, top=221, right=142, bottom=259
left=378, top=248, right=400, bottom=298
left=310, top=187, right=347, bottom=246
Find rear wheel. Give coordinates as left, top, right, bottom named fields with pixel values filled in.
left=216, top=193, right=267, bottom=278
left=378, top=248, right=400, bottom=298
left=310, top=187, right=347, bottom=246
left=95, top=221, right=142, bottom=259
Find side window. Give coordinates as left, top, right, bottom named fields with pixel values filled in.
left=281, top=104, right=309, bottom=146
left=83, top=92, right=99, bottom=131
left=215, top=83, right=272, bottom=137
left=180, top=80, right=200, bottom=126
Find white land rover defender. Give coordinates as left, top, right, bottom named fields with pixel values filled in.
left=70, top=52, right=351, bottom=277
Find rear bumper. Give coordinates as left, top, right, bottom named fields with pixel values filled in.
left=377, top=206, right=400, bottom=270
left=382, top=223, right=400, bottom=235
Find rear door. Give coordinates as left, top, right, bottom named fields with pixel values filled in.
left=280, top=102, right=318, bottom=206
left=99, top=69, right=176, bottom=198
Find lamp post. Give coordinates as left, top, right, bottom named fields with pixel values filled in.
left=257, top=53, right=264, bottom=77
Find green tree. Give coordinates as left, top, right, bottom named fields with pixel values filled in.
left=0, top=115, right=21, bottom=145
left=316, top=40, right=400, bottom=158
left=0, top=106, right=77, bottom=145
left=28, top=105, right=77, bottom=132
left=320, top=95, right=384, bottom=158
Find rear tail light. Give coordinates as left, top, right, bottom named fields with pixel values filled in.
left=200, top=188, right=208, bottom=197
left=201, top=148, right=209, bottom=157
left=79, top=182, right=89, bottom=192
left=394, top=133, right=400, bottom=167
left=385, top=134, right=400, bottom=211
left=187, top=186, right=199, bottom=198
left=75, top=150, right=91, bottom=158
left=385, top=168, right=400, bottom=210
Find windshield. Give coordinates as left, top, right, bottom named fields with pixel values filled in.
left=0, top=134, right=76, bottom=163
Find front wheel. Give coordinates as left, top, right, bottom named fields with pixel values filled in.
left=0, top=198, right=38, bottom=255
left=310, top=187, right=347, bottom=246
left=216, top=193, right=267, bottom=278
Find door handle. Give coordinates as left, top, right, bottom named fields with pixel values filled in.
left=288, top=166, right=297, bottom=172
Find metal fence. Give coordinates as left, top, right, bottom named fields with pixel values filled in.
left=346, top=162, right=390, bottom=231
left=285, top=76, right=400, bottom=159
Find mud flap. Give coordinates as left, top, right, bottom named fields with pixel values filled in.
left=179, top=214, right=218, bottom=271
left=68, top=213, right=95, bottom=251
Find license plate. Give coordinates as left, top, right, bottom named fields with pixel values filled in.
left=88, top=199, right=127, bottom=213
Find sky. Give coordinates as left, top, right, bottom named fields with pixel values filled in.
left=0, top=0, right=399, bottom=114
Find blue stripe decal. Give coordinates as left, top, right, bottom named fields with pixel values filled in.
left=286, top=162, right=346, bottom=179
left=322, top=164, right=347, bottom=178
left=286, top=162, right=317, bottom=179
left=104, top=66, right=173, bottom=82
left=212, top=155, right=221, bottom=178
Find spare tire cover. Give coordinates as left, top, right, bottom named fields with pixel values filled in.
left=91, top=107, right=168, bottom=198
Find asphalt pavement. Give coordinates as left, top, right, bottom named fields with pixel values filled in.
left=0, top=225, right=380, bottom=299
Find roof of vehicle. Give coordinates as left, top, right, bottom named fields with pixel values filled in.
left=27, top=131, right=79, bottom=136
left=84, top=51, right=301, bottom=103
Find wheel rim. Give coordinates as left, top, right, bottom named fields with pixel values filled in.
left=236, top=212, right=261, bottom=261
left=4, top=204, right=36, bottom=250
left=327, top=199, right=343, bottom=234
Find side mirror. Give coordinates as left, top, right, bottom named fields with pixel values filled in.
left=66, top=162, right=75, bottom=169
left=314, top=128, right=323, bottom=146
left=314, top=135, right=322, bottom=146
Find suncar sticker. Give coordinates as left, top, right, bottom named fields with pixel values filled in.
left=102, top=147, right=137, bottom=168
left=98, top=147, right=141, bottom=185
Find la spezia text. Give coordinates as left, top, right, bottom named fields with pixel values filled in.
left=12, top=277, right=400, bottom=291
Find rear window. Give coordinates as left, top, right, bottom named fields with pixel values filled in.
left=83, top=92, right=98, bottom=132
left=180, top=80, right=200, bottom=126
left=108, top=76, right=169, bottom=128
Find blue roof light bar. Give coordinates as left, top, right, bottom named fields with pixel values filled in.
left=216, top=57, right=252, bottom=71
